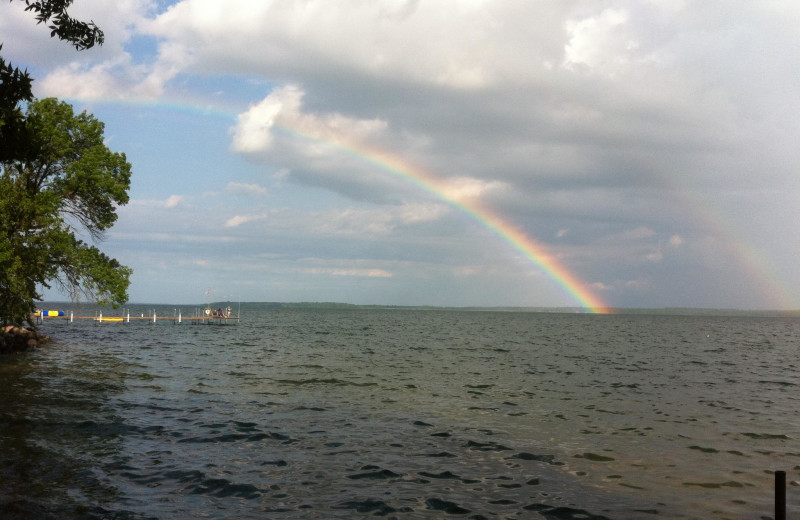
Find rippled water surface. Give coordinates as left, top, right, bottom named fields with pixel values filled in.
left=2, top=306, right=799, bottom=519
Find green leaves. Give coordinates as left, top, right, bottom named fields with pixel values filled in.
left=0, top=50, right=34, bottom=163
left=20, top=0, right=105, bottom=50
left=1, top=3, right=115, bottom=326
left=0, top=98, right=132, bottom=326
left=2, top=1, right=105, bottom=162
left=26, top=98, right=132, bottom=237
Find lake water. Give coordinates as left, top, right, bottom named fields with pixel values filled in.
left=1, top=306, right=799, bottom=519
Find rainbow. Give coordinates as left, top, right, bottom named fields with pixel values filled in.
left=273, top=124, right=612, bottom=313
left=84, top=98, right=611, bottom=312
left=80, top=98, right=800, bottom=311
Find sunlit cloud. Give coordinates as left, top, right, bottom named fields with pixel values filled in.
left=563, top=8, right=634, bottom=73
left=225, top=214, right=268, bottom=228
left=230, top=85, right=387, bottom=156
left=438, top=177, right=509, bottom=202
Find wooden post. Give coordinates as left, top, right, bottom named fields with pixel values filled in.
left=776, top=470, right=786, bottom=520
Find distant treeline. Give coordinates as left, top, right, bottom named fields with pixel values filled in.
left=209, top=302, right=800, bottom=317
left=37, top=301, right=800, bottom=317
left=235, top=302, right=590, bottom=312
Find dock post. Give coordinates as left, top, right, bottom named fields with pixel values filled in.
left=153, top=311, right=157, bottom=324
left=69, top=311, right=73, bottom=324
left=126, top=309, right=130, bottom=323
left=98, top=311, right=103, bottom=323
left=178, top=310, right=182, bottom=324
left=776, top=470, right=786, bottom=520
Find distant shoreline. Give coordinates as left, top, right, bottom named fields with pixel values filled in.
left=35, top=301, right=800, bottom=317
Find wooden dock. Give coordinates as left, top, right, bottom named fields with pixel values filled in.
left=34, top=309, right=240, bottom=325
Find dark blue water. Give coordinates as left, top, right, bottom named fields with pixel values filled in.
left=2, top=306, right=799, bottom=519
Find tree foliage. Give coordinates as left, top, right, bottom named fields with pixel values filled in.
left=0, top=98, right=132, bottom=326
left=19, top=0, right=104, bottom=51
left=0, top=47, right=34, bottom=162
left=1, top=0, right=104, bottom=162
left=0, top=2, right=122, bottom=327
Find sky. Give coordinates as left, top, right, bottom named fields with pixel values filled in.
left=2, top=0, right=799, bottom=310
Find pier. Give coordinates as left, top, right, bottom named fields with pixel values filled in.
left=34, top=308, right=240, bottom=326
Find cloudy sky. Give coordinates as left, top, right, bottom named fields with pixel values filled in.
left=3, top=0, right=799, bottom=310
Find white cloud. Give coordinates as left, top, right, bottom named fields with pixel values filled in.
left=313, top=204, right=446, bottom=236
left=12, top=0, right=800, bottom=308
left=301, top=268, right=393, bottom=278
left=225, top=214, right=268, bottom=228
left=588, top=282, right=613, bottom=291
left=164, top=195, right=184, bottom=208
left=645, top=250, right=663, bottom=262
left=129, top=195, right=185, bottom=208
left=37, top=50, right=183, bottom=101
left=438, top=177, right=509, bottom=202
left=230, top=85, right=388, bottom=156
left=563, top=8, right=635, bottom=73
left=0, top=0, right=179, bottom=101
left=144, top=0, right=549, bottom=89
left=225, top=182, right=269, bottom=197
left=396, top=203, right=448, bottom=224
left=222, top=203, right=447, bottom=237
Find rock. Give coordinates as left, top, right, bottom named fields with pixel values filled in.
left=0, top=326, right=50, bottom=353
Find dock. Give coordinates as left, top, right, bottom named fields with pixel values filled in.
left=34, top=308, right=240, bottom=325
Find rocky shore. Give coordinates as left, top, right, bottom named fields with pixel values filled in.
left=0, top=326, right=51, bottom=353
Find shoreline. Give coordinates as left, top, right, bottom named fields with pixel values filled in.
left=0, top=326, right=51, bottom=354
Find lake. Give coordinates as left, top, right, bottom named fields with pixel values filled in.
left=2, top=306, right=798, bottom=519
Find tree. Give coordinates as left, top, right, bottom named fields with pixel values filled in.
left=1, top=0, right=104, bottom=161
left=0, top=98, right=132, bottom=326
left=0, top=2, right=118, bottom=327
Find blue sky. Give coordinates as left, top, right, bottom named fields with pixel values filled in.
left=2, top=0, right=799, bottom=309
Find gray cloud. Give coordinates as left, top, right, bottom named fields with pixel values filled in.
left=10, top=0, right=800, bottom=308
